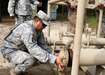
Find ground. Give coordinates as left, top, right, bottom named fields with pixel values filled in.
left=0, top=17, right=86, bottom=75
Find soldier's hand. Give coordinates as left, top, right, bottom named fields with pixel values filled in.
left=55, top=54, right=65, bottom=71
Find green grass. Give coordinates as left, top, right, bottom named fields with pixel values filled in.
left=86, top=16, right=97, bottom=28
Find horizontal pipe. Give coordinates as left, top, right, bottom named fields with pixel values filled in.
left=46, top=32, right=105, bottom=46
left=46, top=30, right=105, bottom=45
left=60, top=49, right=105, bottom=67
left=53, top=2, right=68, bottom=5
left=80, top=49, right=105, bottom=66
left=82, top=36, right=105, bottom=45
left=46, top=37, right=73, bottom=48
left=48, top=0, right=64, bottom=4
left=46, top=31, right=105, bottom=46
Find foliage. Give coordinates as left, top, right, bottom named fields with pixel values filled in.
left=57, top=9, right=98, bottom=30
left=86, top=16, right=98, bottom=28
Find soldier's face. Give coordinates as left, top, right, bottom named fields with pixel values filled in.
left=34, top=19, right=43, bottom=30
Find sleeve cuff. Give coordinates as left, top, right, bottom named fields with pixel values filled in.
left=49, top=54, right=56, bottom=64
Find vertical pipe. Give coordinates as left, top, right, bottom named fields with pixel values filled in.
left=0, top=0, right=2, bottom=23
left=47, top=1, right=51, bottom=37
left=97, top=9, right=103, bottom=38
left=71, top=0, right=86, bottom=75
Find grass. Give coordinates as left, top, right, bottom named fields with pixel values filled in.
left=86, top=16, right=98, bottom=28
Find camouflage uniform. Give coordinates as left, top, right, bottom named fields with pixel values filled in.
left=8, top=0, right=40, bottom=24
left=67, top=9, right=77, bottom=33
left=0, top=20, right=56, bottom=73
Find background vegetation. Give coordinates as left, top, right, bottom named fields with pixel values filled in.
left=56, top=7, right=98, bottom=29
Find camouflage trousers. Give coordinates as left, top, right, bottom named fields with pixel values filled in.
left=9, top=50, right=35, bottom=73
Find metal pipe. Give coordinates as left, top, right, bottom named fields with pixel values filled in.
left=80, top=49, right=105, bottom=66
left=82, top=37, right=105, bottom=45
left=97, top=8, right=103, bottom=37
left=48, top=0, right=63, bottom=4
left=46, top=31, right=105, bottom=45
left=71, top=0, right=86, bottom=75
left=47, top=2, right=51, bottom=37
left=46, top=32, right=105, bottom=46
left=47, top=0, right=68, bottom=37
left=46, top=36, right=73, bottom=47
left=53, top=2, right=68, bottom=5
left=59, top=48, right=105, bottom=67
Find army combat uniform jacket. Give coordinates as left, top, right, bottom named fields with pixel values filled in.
left=0, top=20, right=56, bottom=65
left=8, top=0, right=40, bottom=16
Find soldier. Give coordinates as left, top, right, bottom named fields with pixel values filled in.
left=67, top=0, right=86, bottom=33
left=0, top=10, right=64, bottom=74
left=8, top=0, right=42, bottom=24
left=66, top=0, right=77, bottom=33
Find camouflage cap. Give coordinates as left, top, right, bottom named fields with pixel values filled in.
left=36, top=10, right=50, bottom=25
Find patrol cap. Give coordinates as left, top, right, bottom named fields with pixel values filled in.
left=36, top=10, right=50, bottom=26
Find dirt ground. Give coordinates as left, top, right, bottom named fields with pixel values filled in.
left=0, top=17, right=86, bottom=75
